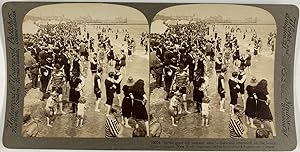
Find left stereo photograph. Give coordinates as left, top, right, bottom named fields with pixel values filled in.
left=22, top=3, right=150, bottom=138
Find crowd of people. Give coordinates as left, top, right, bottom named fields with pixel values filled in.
left=23, top=19, right=276, bottom=138
left=150, top=21, right=276, bottom=138
left=24, top=21, right=151, bottom=137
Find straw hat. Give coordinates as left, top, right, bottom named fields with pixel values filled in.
left=250, top=77, right=257, bottom=84
left=127, top=76, right=134, bottom=84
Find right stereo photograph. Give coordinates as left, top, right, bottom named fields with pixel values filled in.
left=149, top=4, right=276, bottom=139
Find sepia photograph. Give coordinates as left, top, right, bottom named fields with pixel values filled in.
left=1, top=1, right=299, bottom=150
left=22, top=3, right=150, bottom=138
left=149, top=4, right=276, bottom=138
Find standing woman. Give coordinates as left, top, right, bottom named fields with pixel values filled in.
left=254, top=79, right=276, bottom=137
left=132, top=79, right=150, bottom=137
left=121, top=85, right=133, bottom=128
left=105, top=72, right=116, bottom=116
left=69, top=69, right=85, bottom=113
left=245, top=77, right=257, bottom=128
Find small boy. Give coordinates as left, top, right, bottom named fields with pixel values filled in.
left=76, top=97, right=87, bottom=127
left=45, top=91, right=58, bottom=127
left=168, top=90, right=182, bottom=127
left=202, top=96, right=211, bottom=127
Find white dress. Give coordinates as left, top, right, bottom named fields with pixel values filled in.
left=202, top=103, right=209, bottom=116
left=77, top=103, right=85, bottom=117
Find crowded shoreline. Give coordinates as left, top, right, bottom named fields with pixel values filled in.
left=22, top=20, right=151, bottom=138
left=150, top=20, right=276, bottom=138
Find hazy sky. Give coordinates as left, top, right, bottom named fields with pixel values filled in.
left=157, top=4, right=276, bottom=24
left=27, top=3, right=147, bottom=22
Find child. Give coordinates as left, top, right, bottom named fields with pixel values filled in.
left=202, top=95, right=210, bottom=127
left=45, top=91, right=58, bottom=127
left=168, top=90, right=182, bottom=127
left=76, top=97, right=87, bottom=127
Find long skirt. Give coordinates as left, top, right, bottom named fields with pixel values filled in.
left=256, top=100, right=273, bottom=121
left=245, top=97, right=256, bottom=118
left=132, top=99, right=148, bottom=120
